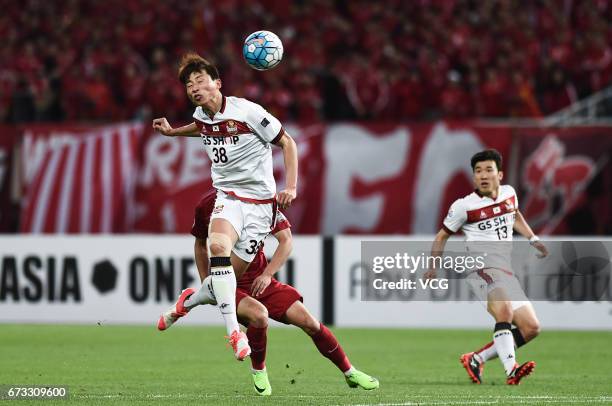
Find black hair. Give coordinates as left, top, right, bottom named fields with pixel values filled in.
left=178, top=53, right=220, bottom=84
left=470, top=149, right=503, bottom=171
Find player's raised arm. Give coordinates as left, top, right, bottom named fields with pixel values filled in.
left=274, top=131, right=298, bottom=209
left=513, top=210, right=548, bottom=258
left=152, top=117, right=200, bottom=137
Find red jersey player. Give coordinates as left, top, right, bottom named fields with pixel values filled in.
left=426, top=149, right=548, bottom=385
left=157, top=189, right=379, bottom=396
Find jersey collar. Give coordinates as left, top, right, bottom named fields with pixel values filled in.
left=203, top=96, right=227, bottom=121
left=219, top=95, right=226, bottom=114
left=474, top=187, right=501, bottom=201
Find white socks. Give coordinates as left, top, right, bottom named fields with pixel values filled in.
left=209, top=257, right=240, bottom=335
left=476, top=343, right=498, bottom=363
left=184, top=276, right=217, bottom=309
left=343, top=366, right=356, bottom=377
left=493, top=322, right=516, bottom=375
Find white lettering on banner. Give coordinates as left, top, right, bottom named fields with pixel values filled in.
left=0, top=149, right=6, bottom=190
left=140, top=137, right=210, bottom=189
left=140, top=136, right=181, bottom=186
left=161, top=202, right=176, bottom=232
left=323, top=125, right=409, bottom=234
left=178, top=140, right=210, bottom=188
left=31, top=138, right=66, bottom=233
left=412, top=123, right=484, bottom=234
left=56, top=140, right=80, bottom=233
left=22, top=133, right=49, bottom=186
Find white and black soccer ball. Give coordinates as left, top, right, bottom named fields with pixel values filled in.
left=242, top=31, right=283, bottom=71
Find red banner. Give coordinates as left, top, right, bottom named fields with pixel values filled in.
left=19, top=123, right=142, bottom=233
left=12, top=121, right=612, bottom=235
left=514, top=127, right=612, bottom=235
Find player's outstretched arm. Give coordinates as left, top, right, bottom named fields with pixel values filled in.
left=513, top=210, right=548, bottom=258
left=152, top=117, right=200, bottom=137
left=251, top=228, right=293, bottom=297
left=424, top=228, right=451, bottom=280
left=274, top=132, right=298, bottom=209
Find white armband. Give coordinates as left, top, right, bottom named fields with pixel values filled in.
left=529, top=235, right=540, bottom=244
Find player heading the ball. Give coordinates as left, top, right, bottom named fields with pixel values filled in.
left=152, top=53, right=298, bottom=361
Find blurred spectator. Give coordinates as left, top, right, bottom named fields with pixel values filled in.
left=439, top=72, right=471, bottom=118
left=508, top=72, right=542, bottom=118
left=8, top=78, right=36, bottom=123
left=541, top=67, right=578, bottom=114
left=2, top=0, right=612, bottom=123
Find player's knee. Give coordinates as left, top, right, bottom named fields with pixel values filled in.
left=247, top=303, right=268, bottom=328
left=294, top=312, right=320, bottom=335
left=490, top=302, right=513, bottom=322
left=209, top=233, right=232, bottom=257
left=523, top=320, right=541, bottom=340
left=252, top=309, right=268, bottom=328
left=303, top=318, right=321, bottom=336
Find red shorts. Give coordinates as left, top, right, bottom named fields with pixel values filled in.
left=235, top=279, right=303, bottom=323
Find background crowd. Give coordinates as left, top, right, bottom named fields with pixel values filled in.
left=2, top=0, right=612, bottom=124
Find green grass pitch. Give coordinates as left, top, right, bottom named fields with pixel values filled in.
left=1, top=325, right=611, bottom=405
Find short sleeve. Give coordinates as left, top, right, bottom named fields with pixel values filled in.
left=244, top=100, right=284, bottom=144
left=442, top=199, right=467, bottom=234
left=506, top=185, right=518, bottom=209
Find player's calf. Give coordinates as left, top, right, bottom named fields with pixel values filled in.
left=517, top=320, right=540, bottom=342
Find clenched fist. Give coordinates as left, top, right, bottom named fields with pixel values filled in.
left=152, top=117, right=173, bottom=136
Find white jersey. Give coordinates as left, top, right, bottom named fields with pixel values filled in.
left=443, top=185, right=518, bottom=271
left=193, top=96, right=284, bottom=201
left=443, top=184, right=518, bottom=241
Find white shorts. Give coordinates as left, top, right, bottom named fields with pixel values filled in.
left=465, top=268, right=531, bottom=311
left=209, top=190, right=275, bottom=262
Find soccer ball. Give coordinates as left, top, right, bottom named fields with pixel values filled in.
left=243, top=31, right=283, bottom=71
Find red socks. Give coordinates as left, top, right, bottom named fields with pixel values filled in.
left=310, top=323, right=351, bottom=373
left=247, top=326, right=267, bottom=370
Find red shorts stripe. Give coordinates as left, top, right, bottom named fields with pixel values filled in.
left=477, top=270, right=494, bottom=285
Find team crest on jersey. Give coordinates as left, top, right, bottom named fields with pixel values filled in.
left=226, top=120, right=237, bottom=133
left=213, top=204, right=224, bottom=214
left=212, top=125, right=220, bottom=132
left=493, top=206, right=501, bottom=214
